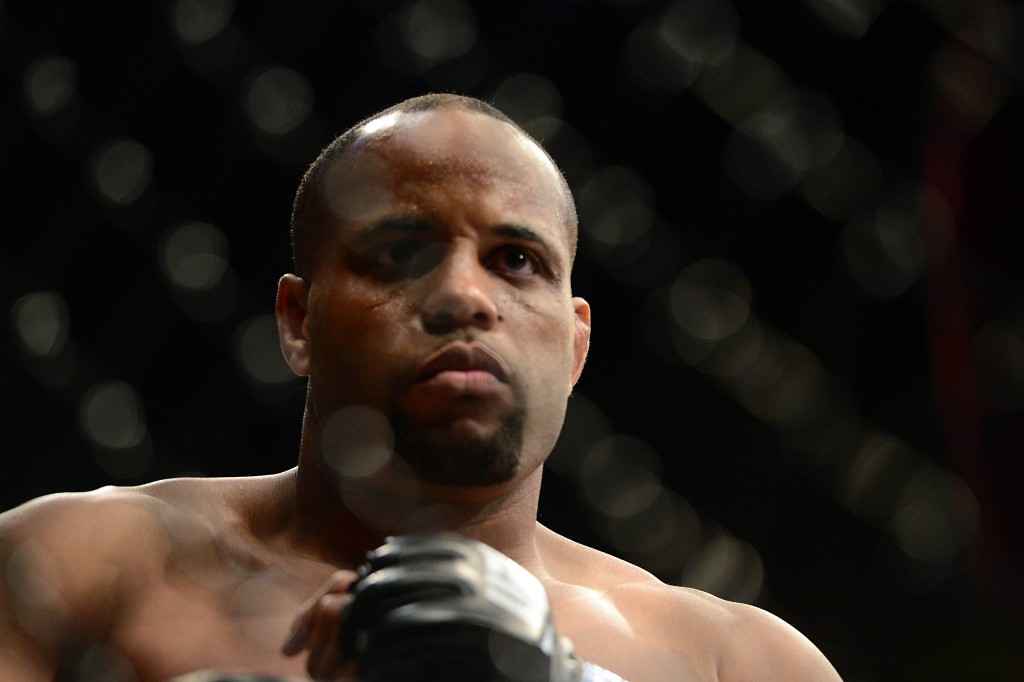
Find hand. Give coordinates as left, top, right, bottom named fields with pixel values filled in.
left=281, top=570, right=360, bottom=681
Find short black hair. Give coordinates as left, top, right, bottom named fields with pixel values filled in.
left=289, top=93, right=577, bottom=279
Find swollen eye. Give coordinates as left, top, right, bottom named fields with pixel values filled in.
left=376, top=241, right=421, bottom=267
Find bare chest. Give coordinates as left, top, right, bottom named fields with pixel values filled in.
left=548, top=584, right=716, bottom=682
left=111, top=567, right=324, bottom=681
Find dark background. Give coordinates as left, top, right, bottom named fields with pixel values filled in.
left=2, top=0, right=1022, bottom=679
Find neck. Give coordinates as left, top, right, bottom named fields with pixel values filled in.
left=288, top=414, right=545, bottom=571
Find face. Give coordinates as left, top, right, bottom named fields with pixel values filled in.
left=278, top=106, right=590, bottom=488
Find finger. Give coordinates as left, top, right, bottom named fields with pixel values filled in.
left=304, top=591, right=350, bottom=679
left=282, top=570, right=357, bottom=656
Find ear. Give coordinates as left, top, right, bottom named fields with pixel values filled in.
left=570, top=297, right=591, bottom=391
left=276, top=274, right=311, bottom=377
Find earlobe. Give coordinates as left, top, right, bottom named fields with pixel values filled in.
left=276, top=274, right=311, bottom=377
left=570, top=297, right=591, bottom=391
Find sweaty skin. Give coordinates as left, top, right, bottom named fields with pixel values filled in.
left=0, top=105, right=842, bottom=682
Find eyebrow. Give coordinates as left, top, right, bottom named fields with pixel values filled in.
left=349, top=216, right=433, bottom=246
left=491, top=223, right=558, bottom=259
left=350, top=216, right=564, bottom=270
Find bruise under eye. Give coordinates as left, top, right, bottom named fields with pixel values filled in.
left=366, top=240, right=444, bottom=277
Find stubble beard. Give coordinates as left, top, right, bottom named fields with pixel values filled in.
left=388, top=404, right=526, bottom=486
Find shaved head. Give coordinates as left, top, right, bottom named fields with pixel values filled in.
left=290, top=94, right=577, bottom=280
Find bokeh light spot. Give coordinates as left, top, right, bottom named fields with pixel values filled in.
left=490, top=72, right=564, bottom=141
left=22, top=55, right=79, bottom=116
left=89, top=139, right=154, bottom=205
left=234, top=314, right=296, bottom=387
left=680, top=535, right=764, bottom=603
left=321, top=405, right=394, bottom=481
left=402, top=0, right=477, bottom=62
left=159, top=221, right=230, bottom=292
left=578, top=166, right=656, bottom=261
left=660, top=0, right=740, bottom=67
left=79, top=381, right=148, bottom=451
left=243, top=66, right=314, bottom=136
left=11, top=291, right=69, bottom=358
left=170, top=0, right=234, bottom=44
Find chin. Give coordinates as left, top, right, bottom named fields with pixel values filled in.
left=391, top=409, right=526, bottom=487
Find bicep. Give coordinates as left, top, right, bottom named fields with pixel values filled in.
left=0, top=492, right=156, bottom=674
left=0, top=613, right=56, bottom=682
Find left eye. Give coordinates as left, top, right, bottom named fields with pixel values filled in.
left=492, top=247, right=537, bottom=275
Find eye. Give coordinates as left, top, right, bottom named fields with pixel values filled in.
left=370, top=240, right=422, bottom=268
left=491, top=246, right=539, bottom=277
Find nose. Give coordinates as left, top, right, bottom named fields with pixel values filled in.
left=418, top=247, right=499, bottom=334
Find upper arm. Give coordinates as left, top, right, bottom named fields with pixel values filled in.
left=720, top=602, right=843, bottom=682
left=0, top=490, right=167, bottom=677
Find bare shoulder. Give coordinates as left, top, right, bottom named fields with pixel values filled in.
left=0, top=472, right=284, bottom=611
left=536, top=525, right=841, bottom=681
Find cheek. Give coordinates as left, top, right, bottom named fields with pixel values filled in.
left=308, top=286, right=412, bottom=385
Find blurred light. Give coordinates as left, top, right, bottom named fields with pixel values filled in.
left=230, top=576, right=295, bottom=649
left=732, top=339, right=831, bottom=427
left=972, top=321, right=1024, bottom=412
left=159, top=221, right=230, bottom=292
left=4, top=541, right=64, bottom=642
left=680, top=535, right=764, bottom=603
left=321, top=405, right=394, bottom=480
left=547, top=392, right=613, bottom=475
left=669, top=259, right=752, bottom=363
left=779, top=405, right=865, bottom=478
left=235, top=314, right=296, bottom=387
left=243, top=66, right=314, bottom=136
left=696, top=46, right=785, bottom=126
left=915, top=0, right=971, bottom=35
left=11, top=291, right=69, bottom=358
left=79, top=381, right=148, bottom=450
left=693, top=317, right=764, bottom=378
left=170, top=0, right=234, bottom=44
left=76, top=645, right=137, bottom=682
left=929, top=43, right=1003, bottom=131
left=843, top=196, right=927, bottom=298
left=578, top=435, right=664, bottom=519
left=490, top=72, right=564, bottom=141
left=604, top=489, right=702, bottom=571
left=722, top=127, right=800, bottom=200
left=624, top=18, right=701, bottom=93
left=79, top=380, right=154, bottom=479
left=543, top=121, right=594, bottom=187
left=891, top=466, right=977, bottom=589
left=402, top=0, right=477, bottom=63
left=599, top=219, right=682, bottom=289
left=660, top=0, right=740, bottom=67
left=89, top=138, right=154, bottom=205
left=798, top=135, right=883, bottom=220
left=22, top=55, right=79, bottom=117
left=577, top=166, right=656, bottom=261
left=841, top=433, right=921, bottom=525
left=170, top=268, right=241, bottom=323
left=801, top=0, right=884, bottom=38
left=724, top=89, right=845, bottom=200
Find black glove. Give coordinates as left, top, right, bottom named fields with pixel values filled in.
left=338, top=533, right=626, bottom=682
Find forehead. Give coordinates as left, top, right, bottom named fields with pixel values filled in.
left=320, top=107, right=573, bottom=241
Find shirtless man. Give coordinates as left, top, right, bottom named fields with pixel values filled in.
left=0, top=94, right=843, bottom=682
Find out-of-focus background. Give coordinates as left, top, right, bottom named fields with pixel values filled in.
left=2, top=0, right=1022, bottom=679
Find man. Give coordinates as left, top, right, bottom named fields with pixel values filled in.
left=0, top=94, right=842, bottom=681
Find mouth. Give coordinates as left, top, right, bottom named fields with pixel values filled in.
left=415, top=342, right=512, bottom=384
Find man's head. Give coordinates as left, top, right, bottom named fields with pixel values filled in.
left=290, top=93, right=578, bottom=283
left=277, top=94, right=589, bottom=490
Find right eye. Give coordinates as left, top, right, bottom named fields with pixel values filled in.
left=369, top=240, right=423, bottom=269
